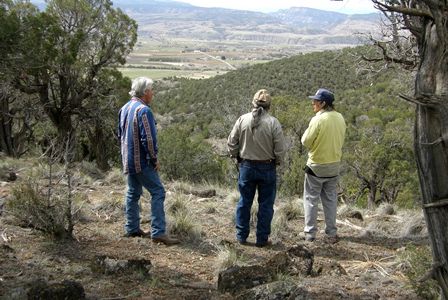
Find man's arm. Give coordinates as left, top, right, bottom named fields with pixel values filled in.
left=139, top=107, right=158, bottom=163
left=273, top=119, right=287, bottom=164
left=301, top=117, right=319, bottom=149
left=227, top=118, right=241, bottom=159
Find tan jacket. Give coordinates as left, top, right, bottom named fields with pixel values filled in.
left=227, top=111, right=286, bottom=164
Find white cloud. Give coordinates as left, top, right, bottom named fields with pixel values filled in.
left=178, top=0, right=376, bottom=14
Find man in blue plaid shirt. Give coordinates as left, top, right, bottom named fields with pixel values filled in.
left=118, top=77, right=179, bottom=245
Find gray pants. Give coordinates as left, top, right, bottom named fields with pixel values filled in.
left=303, top=173, right=338, bottom=238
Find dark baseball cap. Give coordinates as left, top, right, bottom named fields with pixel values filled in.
left=308, top=88, right=334, bottom=104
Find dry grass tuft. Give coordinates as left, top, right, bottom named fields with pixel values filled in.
left=167, top=194, right=190, bottom=215
left=76, top=161, right=105, bottom=181
left=169, top=210, right=202, bottom=242
left=169, top=181, right=192, bottom=194
left=226, top=190, right=240, bottom=205
left=91, top=194, right=123, bottom=221
left=276, top=197, right=302, bottom=221
left=397, top=210, right=427, bottom=238
left=166, top=194, right=202, bottom=242
left=203, top=203, right=217, bottom=214
left=250, top=201, right=259, bottom=229
left=363, top=209, right=427, bottom=239
left=105, top=168, right=126, bottom=186
left=376, top=203, right=395, bottom=216
left=273, top=272, right=295, bottom=282
left=365, top=220, right=392, bottom=237
left=214, top=246, right=246, bottom=273
left=270, top=212, right=288, bottom=243
left=344, top=253, right=398, bottom=277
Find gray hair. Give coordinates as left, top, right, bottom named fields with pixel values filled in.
left=129, top=77, right=154, bottom=97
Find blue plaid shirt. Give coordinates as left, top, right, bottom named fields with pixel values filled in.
left=118, top=97, right=158, bottom=174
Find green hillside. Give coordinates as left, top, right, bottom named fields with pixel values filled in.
left=156, top=47, right=376, bottom=115
left=153, top=46, right=419, bottom=208
left=154, top=46, right=405, bottom=136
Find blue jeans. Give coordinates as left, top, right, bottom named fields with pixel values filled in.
left=125, top=166, right=166, bottom=238
left=236, top=161, right=277, bottom=244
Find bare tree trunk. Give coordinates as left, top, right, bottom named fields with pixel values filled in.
left=62, top=132, right=76, bottom=239
left=367, top=183, right=377, bottom=209
left=412, top=20, right=448, bottom=299
left=87, top=124, right=110, bottom=171
left=0, top=87, right=31, bottom=157
left=415, top=105, right=448, bottom=298
left=0, top=89, right=17, bottom=156
left=370, top=1, right=448, bottom=294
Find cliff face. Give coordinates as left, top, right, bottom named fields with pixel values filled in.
left=115, top=1, right=380, bottom=47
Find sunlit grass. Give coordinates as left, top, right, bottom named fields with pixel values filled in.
left=118, top=67, right=224, bottom=80
left=118, top=68, right=191, bottom=79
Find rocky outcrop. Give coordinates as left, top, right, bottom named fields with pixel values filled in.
left=92, top=255, right=152, bottom=276
left=218, top=265, right=272, bottom=293
left=217, top=245, right=314, bottom=294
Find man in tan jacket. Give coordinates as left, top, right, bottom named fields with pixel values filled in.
left=227, top=89, right=286, bottom=247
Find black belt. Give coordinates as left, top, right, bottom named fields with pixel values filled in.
left=304, top=166, right=337, bottom=178
left=242, top=159, right=275, bottom=164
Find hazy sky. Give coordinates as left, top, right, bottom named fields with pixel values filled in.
left=176, top=0, right=377, bottom=14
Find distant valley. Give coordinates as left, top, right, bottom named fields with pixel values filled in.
left=31, top=0, right=383, bottom=79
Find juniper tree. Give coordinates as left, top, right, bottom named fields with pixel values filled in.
left=370, top=1, right=448, bottom=297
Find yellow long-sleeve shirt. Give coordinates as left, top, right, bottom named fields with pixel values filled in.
left=301, top=110, right=346, bottom=176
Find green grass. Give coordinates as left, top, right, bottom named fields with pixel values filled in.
left=118, top=68, right=185, bottom=79
left=230, top=59, right=271, bottom=65
left=118, top=67, right=223, bottom=80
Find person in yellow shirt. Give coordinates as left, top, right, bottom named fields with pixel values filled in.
left=301, top=88, right=346, bottom=243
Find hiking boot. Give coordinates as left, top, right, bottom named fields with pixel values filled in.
left=123, top=229, right=148, bottom=238
left=305, top=236, right=315, bottom=242
left=152, top=234, right=180, bottom=246
left=324, top=235, right=339, bottom=244
left=255, top=240, right=272, bottom=248
left=300, top=232, right=315, bottom=242
left=237, top=239, right=248, bottom=246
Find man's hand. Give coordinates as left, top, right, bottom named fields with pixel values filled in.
left=230, top=154, right=242, bottom=163
left=155, top=161, right=161, bottom=172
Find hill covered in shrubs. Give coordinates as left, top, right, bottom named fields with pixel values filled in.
left=153, top=45, right=418, bottom=208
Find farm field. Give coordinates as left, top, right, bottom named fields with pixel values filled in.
left=120, top=38, right=294, bottom=79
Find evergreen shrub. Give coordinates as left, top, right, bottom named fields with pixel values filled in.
left=158, top=125, right=227, bottom=183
